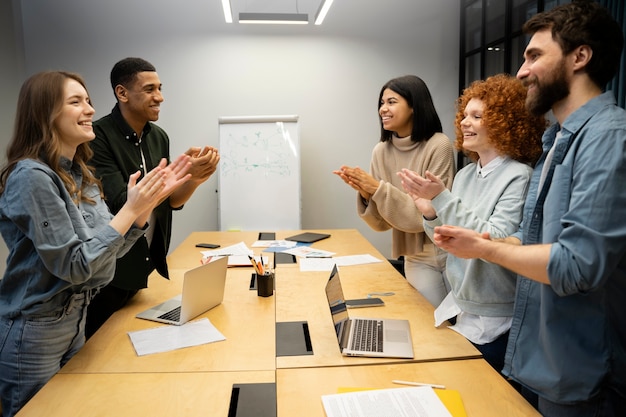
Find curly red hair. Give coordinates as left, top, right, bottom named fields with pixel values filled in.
left=455, top=74, right=546, bottom=164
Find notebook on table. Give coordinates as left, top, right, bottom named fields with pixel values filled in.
left=325, top=265, right=414, bottom=358
left=136, top=256, right=228, bottom=325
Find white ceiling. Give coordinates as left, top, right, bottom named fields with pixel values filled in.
left=13, top=0, right=457, bottom=43
left=229, top=0, right=326, bottom=17
left=133, top=0, right=458, bottom=40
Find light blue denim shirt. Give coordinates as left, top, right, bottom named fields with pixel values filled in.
left=0, top=158, right=144, bottom=318
left=506, top=92, right=626, bottom=403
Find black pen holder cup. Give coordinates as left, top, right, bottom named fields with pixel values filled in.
left=256, top=272, right=274, bottom=297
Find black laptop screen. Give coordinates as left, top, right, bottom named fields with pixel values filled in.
left=325, top=265, right=349, bottom=331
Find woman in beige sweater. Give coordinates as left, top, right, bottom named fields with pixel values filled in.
left=334, top=75, right=455, bottom=306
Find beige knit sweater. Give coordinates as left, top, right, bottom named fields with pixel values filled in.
left=357, top=132, right=455, bottom=258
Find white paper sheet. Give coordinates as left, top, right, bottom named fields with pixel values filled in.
left=299, top=254, right=383, bottom=271
left=200, top=241, right=253, bottom=258
left=321, top=386, right=452, bottom=417
left=251, top=239, right=298, bottom=249
left=128, top=318, right=226, bottom=356
left=200, top=242, right=268, bottom=267
left=283, top=246, right=335, bottom=258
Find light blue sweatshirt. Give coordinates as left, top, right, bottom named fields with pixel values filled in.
left=424, top=157, right=532, bottom=316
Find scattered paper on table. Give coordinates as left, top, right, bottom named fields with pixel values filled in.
left=299, top=254, right=383, bottom=271
left=300, top=257, right=336, bottom=271
left=336, top=387, right=467, bottom=417
left=321, top=386, right=453, bottom=417
left=200, top=241, right=252, bottom=257
left=200, top=242, right=263, bottom=266
left=128, top=318, right=226, bottom=356
left=251, top=239, right=298, bottom=249
left=260, top=240, right=313, bottom=253
left=335, top=254, right=383, bottom=266
left=284, top=246, right=335, bottom=258
left=226, top=254, right=269, bottom=267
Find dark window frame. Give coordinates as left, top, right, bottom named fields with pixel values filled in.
left=457, top=0, right=570, bottom=168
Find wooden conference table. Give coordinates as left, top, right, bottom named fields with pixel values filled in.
left=17, top=229, right=539, bottom=416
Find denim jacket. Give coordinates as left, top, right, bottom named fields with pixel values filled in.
left=505, top=92, right=626, bottom=403
left=0, top=158, right=144, bottom=318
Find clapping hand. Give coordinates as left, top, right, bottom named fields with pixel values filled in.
left=157, top=155, right=192, bottom=200
left=397, top=169, right=445, bottom=200
left=184, top=146, right=220, bottom=184
left=333, top=165, right=379, bottom=200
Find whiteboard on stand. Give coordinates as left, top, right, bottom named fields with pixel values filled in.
left=218, top=115, right=301, bottom=231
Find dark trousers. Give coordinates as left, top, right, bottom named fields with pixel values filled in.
left=537, top=384, right=626, bottom=417
left=471, top=331, right=530, bottom=400
left=85, top=286, right=138, bottom=339
left=471, top=330, right=509, bottom=375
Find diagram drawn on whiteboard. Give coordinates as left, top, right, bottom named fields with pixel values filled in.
left=218, top=116, right=301, bottom=231
left=220, top=122, right=298, bottom=179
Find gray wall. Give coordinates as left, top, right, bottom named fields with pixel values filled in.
left=0, top=0, right=24, bottom=275
left=0, top=0, right=460, bottom=268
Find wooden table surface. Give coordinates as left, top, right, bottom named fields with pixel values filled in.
left=17, top=371, right=275, bottom=417
left=60, top=265, right=276, bottom=373
left=277, top=359, right=541, bottom=417
left=17, top=229, right=538, bottom=417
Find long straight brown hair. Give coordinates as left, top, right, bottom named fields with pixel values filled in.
left=0, top=71, right=102, bottom=203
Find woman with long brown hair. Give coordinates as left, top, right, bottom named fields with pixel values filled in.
left=0, top=71, right=191, bottom=416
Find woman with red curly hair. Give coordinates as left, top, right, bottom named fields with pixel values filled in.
left=398, top=73, right=546, bottom=377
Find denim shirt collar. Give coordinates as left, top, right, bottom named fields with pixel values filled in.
left=558, top=92, right=616, bottom=139
left=525, top=92, right=616, bottom=245
left=59, top=156, right=83, bottom=188
left=540, top=92, right=616, bottom=156
left=59, top=156, right=73, bottom=172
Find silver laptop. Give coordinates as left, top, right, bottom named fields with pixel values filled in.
left=325, top=265, right=414, bottom=358
left=136, top=256, right=228, bottom=325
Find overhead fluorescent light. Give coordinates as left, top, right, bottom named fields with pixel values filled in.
left=239, top=12, right=309, bottom=25
left=221, top=0, right=233, bottom=23
left=314, top=0, right=334, bottom=25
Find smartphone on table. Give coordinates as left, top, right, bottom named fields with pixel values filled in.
left=345, top=298, right=385, bottom=308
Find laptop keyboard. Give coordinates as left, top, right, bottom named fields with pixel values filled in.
left=350, top=319, right=384, bottom=352
left=157, top=306, right=181, bottom=322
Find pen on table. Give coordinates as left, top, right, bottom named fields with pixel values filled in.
left=392, top=380, right=446, bottom=389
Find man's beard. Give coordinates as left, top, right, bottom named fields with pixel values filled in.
left=525, top=64, right=570, bottom=116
